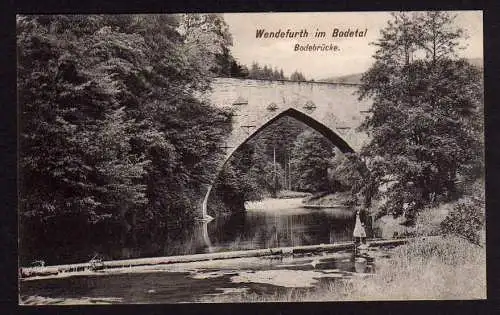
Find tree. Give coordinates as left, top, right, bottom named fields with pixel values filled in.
left=230, top=60, right=249, bottom=78
left=18, top=15, right=156, bottom=262
left=18, top=14, right=233, bottom=263
left=328, top=151, right=364, bottom=194
left=249, top=61, right=261, bottom=79
left=290, top=70, right=306, bottom=81
left=179, top=13, right=233, bottom=77
left=414, top=12, right=465, bottom=63
left=209, top=140, right=275, bottom=213
left=247, top=62, right=288, bottom=80
left=357, top=12, right=483, bottom=220
left=290, top=130, right=336, bottom=192
left=209, top=116, right=310, bottom=212
left=272, top=68, right=280, bottom=80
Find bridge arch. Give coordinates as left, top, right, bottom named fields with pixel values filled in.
left=201, top=107, right=356, bottom=219
left=226, top=107, right=355, bottom=159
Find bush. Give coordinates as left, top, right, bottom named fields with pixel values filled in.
left=410, top=202, right=454, bottom=236
left=440, top=198, right=485, bottom=245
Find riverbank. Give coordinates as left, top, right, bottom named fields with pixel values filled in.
left=275, top=190, right=312, bottom=199
left=244, top=197, right=304, bottom=211
left=244, top=192, right=349, bottom=211
left=302, top=192, right=351, bottom=208
left=203, top=235, right=486, bottom=302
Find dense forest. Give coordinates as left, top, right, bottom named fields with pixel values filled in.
left=245, top=62, right=307, bottom=81
left=18, top=14, right=236, bottom=264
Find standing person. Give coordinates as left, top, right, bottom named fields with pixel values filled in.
left=353, top=209, right=367, bottom=245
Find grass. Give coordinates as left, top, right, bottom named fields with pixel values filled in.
left=341, top=235, right=486, bottom=300
left=202, top=235, right=486, bottom=302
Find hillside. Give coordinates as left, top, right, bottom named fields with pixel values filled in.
left=320, top=73, right=363, bottom=84
left=320, top=57, right=483, bottom=84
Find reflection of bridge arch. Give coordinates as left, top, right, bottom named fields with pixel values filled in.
left=202, top=107, right=355, bottom=219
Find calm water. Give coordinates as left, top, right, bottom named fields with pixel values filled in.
left=20, top=250, right=379, bottom=304
left=160, top=198, right=357, bottom=256
left=20, top=199, right=382, bottom=304
left=207, top=204, right=355, bottom=251
left=21, top=198, right=360, bottom=265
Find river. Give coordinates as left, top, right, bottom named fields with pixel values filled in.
left=21, top=197, right=379, bottom=304
left=207, top=197, right=355, bottom=252
left=20, top=199, right=384, bottom=305
left=20, top=249, right=383, bottom=304
left=21, top=197, right=358, bottom=263
left=159, top=197, right=357, bottom=256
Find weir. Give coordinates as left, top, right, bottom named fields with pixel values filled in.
left=20, top=237, right=424, bottom=279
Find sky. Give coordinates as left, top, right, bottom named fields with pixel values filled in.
left=223, top=11, right=483, bottom=80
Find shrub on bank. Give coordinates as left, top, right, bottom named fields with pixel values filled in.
left=440, top=197, right=485, bottom=246
left=410, top=203, right=454, bottom=236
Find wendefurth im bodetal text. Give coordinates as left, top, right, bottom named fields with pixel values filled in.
left=255, top=28, right=368, bottom=38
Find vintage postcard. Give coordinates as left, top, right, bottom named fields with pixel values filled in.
left=18, top=11, right=484, bottom=304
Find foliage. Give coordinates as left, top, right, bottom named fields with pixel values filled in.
left=357, top=12, right=483, bottom=220
left=226, top=60, right=306, bottom=81
left=290, top=130, right=336, bottom=192
left=209, top=138, right=287, bottom=215
left=18, top=14, right=233, bottom=264
left=179, top=13, right=232, bottom=77
left=440, top=196, right=485, bottom=245
left=247, top=62, right=288, bottom=80
left=209, top=116, right=310, bottom=213
left=210, top=113, right=365, bottom=213
left=328, top=152, right=364, bottom=194
left=289, top=70, right=307, bottom=81
left=210, top=144, right=268, bottom=213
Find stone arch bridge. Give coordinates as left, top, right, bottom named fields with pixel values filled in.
left=197, top=77, right=373, bottom=220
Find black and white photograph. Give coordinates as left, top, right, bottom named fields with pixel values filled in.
left=17, top=11, right=485, bottom=304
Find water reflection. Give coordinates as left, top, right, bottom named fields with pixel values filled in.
left=159, top=223, right=212, bottom=256
left=158, top=203, right=356, bottom=256
left=20, top=201, right=360, bottom=265
left=205, top=206, right=355, bottom=252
